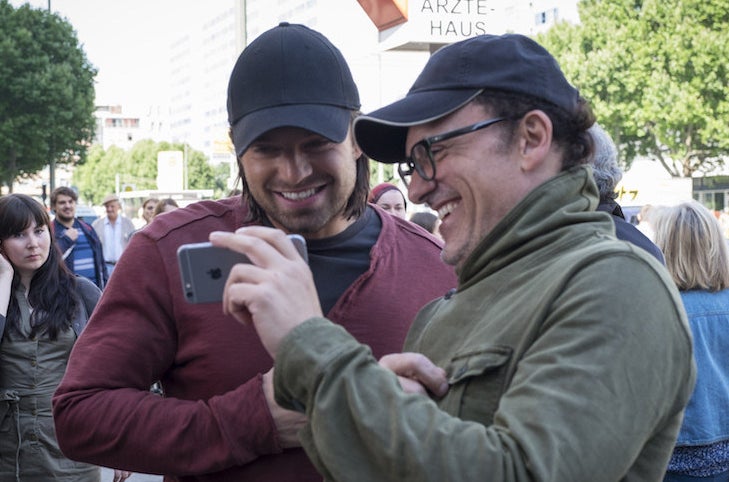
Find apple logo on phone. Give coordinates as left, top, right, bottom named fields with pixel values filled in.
left=207, top=268, right=223, bottom=279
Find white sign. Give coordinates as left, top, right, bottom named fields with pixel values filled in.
left=615, top=159, right=693, bottom=207
left=379, top=0, right=504, bottom=50
left=157, top=151, right=184, bottom=192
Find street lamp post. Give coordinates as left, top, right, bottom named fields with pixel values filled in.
left=47, top=0, right=56, bottom=193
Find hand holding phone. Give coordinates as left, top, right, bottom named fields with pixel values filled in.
left=177, top=234, right=307, bottom=304
left=206, top=226, right=322, bottom=358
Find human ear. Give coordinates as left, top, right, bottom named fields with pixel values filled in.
left=350, top=132, right=363, bottom=159
left=517, top=110, right=552, bottom=172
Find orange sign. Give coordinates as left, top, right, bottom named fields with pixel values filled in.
left=357, top=0, right=408, bottom=31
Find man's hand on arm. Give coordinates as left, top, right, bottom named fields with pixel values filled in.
left=64, top=227, right=79, bottom=241
left=263, top=368, right=306, bottom=448
left=379, top=353, right=449, bottom=397
left=210, top=226, right=322, bottom=359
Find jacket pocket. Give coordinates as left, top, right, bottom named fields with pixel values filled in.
left=0, top=391, right=20, bottom=434
left=442, top=345, right=512, bottom=425
left=0, top=402, right=10, bottom=433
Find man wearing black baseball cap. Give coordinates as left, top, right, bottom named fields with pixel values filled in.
left=208, top=33, right=695, bottom=480
left=53, top=23, right=455, bottom=481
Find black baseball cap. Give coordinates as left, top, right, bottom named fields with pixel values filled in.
left=353, top=33, right=580, bottom=164
left=227, top=22, right=360, bottom=157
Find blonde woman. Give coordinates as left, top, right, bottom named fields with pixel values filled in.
left=653, top=201, right=729, bottom=482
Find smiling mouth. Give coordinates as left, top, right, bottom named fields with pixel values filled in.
left=436, top=201, right=459, bottom=220
left=279, top=187, right=322, bottom=201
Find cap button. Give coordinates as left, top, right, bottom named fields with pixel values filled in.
left=279, top=22, right=290, bottom=27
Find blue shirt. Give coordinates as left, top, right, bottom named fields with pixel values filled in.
left=72, top=228, right=98, bottom=286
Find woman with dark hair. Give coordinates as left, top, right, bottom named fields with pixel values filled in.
left=0, top=194, right=129, bottom=481
left=141, top=197, right=160, bottom=225
left=368, top=182, right=407, bottom=219
left=152, top=197, right=179, bottom=218
left=409, top=211, right=441, bottom=238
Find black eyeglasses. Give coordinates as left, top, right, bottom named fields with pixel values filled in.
left=398, top=117, right=506, bottom=187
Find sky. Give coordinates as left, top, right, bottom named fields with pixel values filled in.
left=8, top=0, right=432, bottom=117
left=10, top=0, right=211, bottom=107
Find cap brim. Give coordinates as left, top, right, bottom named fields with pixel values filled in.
left=354, top=89, right=481, bottom=164
left=231, top=104, right=351, bottom=157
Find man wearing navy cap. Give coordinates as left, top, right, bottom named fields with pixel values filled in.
left=211, top=34, right=696, bottom=480
left=52, top=23, right=455, bottom=481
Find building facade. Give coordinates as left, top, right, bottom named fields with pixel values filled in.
left=164, top=0, right=579, bottom=166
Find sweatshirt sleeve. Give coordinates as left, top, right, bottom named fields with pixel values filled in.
left=52, top=232, right=283, bottom=475
left=274, top=255, right=695, bottom=481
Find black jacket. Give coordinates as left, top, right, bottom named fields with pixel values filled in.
left=53, top=218, right=109, bottom=289
left=597, top=199, right=665, bottom=264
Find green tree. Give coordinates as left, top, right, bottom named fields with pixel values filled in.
left=74, top=145, right=126, bottom=205
left=73, top=140, right=227, bottom=203
left=0, top=1, right=96, bottom=190
left=125, top=139, right=161, bottom=190
left=184, top=147, right=227, bottom=194
left=72, top=144, right=103, bottom=204
left=538, top=0, right=729, bottom=177
left=368, top=161, right=398, bottom=186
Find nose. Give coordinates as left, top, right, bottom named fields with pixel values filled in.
left=27, top=234, right=40, bottom=248
left=278, top=149, right=313, bottom=184
left=405, top=171, right=436, bottom=206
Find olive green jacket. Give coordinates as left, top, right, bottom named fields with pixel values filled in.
left=275, top=166, right=695, bottom=482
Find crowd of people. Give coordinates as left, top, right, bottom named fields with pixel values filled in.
left=0, top=21, right=726, bottom=482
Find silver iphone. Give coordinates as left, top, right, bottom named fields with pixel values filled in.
left=177, top=234, right=307, bottom=304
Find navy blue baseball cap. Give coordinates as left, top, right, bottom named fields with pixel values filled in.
left=227, top=23, right=361, bottom=157
left=353, top=33, right=580, bottom=164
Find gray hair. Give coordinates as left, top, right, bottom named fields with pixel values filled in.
left=588, top=124, right=623, bottom=200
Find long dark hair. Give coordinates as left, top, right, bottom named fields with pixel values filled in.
left=0, top=194, right=78, bottom=340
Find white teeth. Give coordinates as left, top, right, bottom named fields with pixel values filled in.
left=281, top=188, right=317, bottom=200
left=437, top=202, right=458, bottom=220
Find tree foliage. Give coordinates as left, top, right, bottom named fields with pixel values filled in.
left=368, top=161, right=399, bottom=186
left=538, top=0, right=729, bottom=177
left=0, top=1, right=96, bottom=189
left=73, top=140, right=226, bottom=205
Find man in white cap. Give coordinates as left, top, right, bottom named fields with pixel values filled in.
left=202, top=33, right=695, bottom=480
left=92, top=193, right=135, bottom=276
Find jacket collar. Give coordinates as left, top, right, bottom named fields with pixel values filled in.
left=597, top=198, right=625, bottom=219
left=458, top=165, right=612, bottom=287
